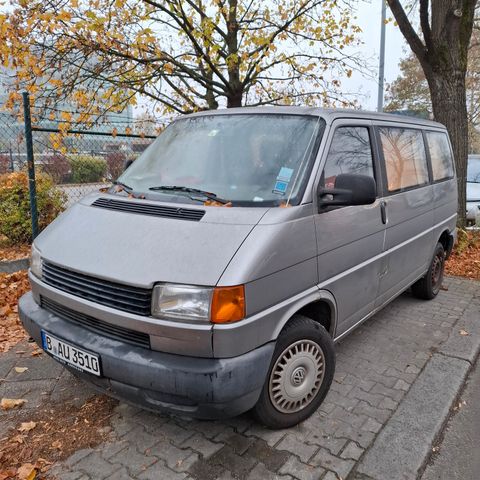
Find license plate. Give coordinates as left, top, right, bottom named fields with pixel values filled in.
left=41, top=330, right=101, bottom=376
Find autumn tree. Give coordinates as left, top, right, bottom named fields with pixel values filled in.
left=134, top=112, right=164, bottom=136
left=0, top=0, right=361, bottom=121
left=385, top=46, right=480, bottom=152
left=384, top=53, right=432, bottom=117
left=386, top=0, right=479, bottom=227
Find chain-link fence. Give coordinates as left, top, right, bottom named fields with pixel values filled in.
left=30, top=125, right=156, bottom=208
left=0, top=111, right=25, bottom=174
left=1, top=93, right=158, bottom=237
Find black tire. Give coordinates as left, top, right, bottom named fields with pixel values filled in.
left=252, top=314, right=335, bottom=429
left=411, top=242, right=445, bottom=300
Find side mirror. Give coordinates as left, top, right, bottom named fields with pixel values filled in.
left=318, top=173, right=376, bottom=207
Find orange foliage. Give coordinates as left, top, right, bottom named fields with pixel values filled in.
left=0, top=271, right=30, bottom=353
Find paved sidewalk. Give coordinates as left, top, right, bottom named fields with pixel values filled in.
left=421, top=356, right=480, bottom=480
left=1, top=276, right=479, bottom=480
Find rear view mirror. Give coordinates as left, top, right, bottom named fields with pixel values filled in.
left=318, top=173, right=376, bottom=207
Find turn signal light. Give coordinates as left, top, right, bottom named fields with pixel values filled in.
left=211, top=285, right=245, bottom=323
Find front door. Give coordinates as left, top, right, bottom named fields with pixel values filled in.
left=313, top=120, right=386, bottom=337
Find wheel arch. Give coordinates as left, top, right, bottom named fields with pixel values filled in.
left=274, top=290, right=338, bottom=339
left=438, top=229, right=455, bottom=258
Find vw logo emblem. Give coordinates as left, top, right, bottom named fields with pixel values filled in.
left=292, top=367, right=306, bottom=386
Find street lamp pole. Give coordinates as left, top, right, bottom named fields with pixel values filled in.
left=377, top=0, right=387, bottom=112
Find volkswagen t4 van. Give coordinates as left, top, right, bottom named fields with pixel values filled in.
left=19, top=108, right=457, bottom=428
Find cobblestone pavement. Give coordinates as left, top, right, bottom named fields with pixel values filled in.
left=1, top=277, right=479, bottom=480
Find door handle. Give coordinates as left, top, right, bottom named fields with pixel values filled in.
left=380, top=200, right=387, bottom=224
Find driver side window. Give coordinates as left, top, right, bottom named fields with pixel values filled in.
left=323, top=127, right=374, bottom=188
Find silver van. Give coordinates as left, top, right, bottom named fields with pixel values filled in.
left=19, top=108, right=457, bottom=429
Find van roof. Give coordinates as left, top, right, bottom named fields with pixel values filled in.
left=186, top=106, right=445, bottom=129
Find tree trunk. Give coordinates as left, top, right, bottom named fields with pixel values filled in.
left=227, top=90, right=243, bottom=108
left=205, top=69, right=219, bottom=110
left=206, top=91, right=219, bottom=110
left=427, top=70, right=469, bottom=227
left=226, top=0, right=243, bottom=108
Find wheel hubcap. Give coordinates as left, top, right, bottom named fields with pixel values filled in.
left=269, top=339, right=325, bottom=414
left=431, top=252, right=444, bottom=293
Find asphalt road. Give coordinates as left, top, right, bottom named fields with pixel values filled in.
left=421, top=358, right=480, bottom=480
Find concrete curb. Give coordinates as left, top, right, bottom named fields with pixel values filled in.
left=355, top=326, right=480, bottom=480
left=0, top=257, right=29, bottom=273
left=355, top=354, right=471, bottom=480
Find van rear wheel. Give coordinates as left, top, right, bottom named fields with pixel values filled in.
left=252, top=315, right=335, bottom=429
left=411, top=242, right=445, bottom=300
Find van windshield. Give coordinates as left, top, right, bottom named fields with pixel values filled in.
left=118, top=114, right=324, bottom=206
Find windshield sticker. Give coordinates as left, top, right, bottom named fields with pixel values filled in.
left=277, top=167, right=294, bottom=182
left=273, top=180, right=288, bottom=195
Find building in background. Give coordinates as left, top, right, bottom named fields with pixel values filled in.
left=0, top=67, right=138, bottom=173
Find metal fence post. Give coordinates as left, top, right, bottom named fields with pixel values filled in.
left=22, top=91, right=39, bottom=239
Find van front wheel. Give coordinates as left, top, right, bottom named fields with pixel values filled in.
left=253, top=315, right=335, bottom=429
left=411, top=242, right=445, bottom=300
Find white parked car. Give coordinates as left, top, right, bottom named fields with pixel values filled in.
left=467, top=155, right=480, bottom=227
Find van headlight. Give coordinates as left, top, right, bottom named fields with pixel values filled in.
left=152, top=284, right=212, bottom=322
left=30, top=244, right=42, bottom=278
left=152, top=284, right=245, bottom=323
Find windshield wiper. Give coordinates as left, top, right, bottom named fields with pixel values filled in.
left=148, top=185, right=229, bottom=204
left=112, top=181, right=133, bottom=193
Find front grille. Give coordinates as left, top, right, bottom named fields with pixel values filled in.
left=91, top=197, right=205, bottom=221
left=41, top=296, right=151, bottom=349
left=42, top=262, right=152, bottom=316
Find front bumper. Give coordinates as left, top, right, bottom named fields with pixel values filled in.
left=19, top=292, right=275, bottom=419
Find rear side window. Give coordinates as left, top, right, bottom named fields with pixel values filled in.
left=323, top=126, right=374, bottom=188
left=426, top=131, right=454, bottom=181
left=379, top=127, right=429, bottom=192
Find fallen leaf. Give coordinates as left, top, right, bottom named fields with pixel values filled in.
left=15, top=367, right=28, bottom=373
left=445, top=232, right=480, bottom=280
left=0, top=398, right=27, bottom=410
left=50, top=439, right=62, bottom=450
left=16, top=463, right=36, bottom=480
left=11, top=434, right=26, bottom=444
left=31, top=350, right=42, bottom=357
left=0, top=469, right=17, bottom=480
left=459, top=329, right=469, bottom=336
left=18, top=421, right=37, bottom=432
left=0, top=270, right=31, bottom=353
